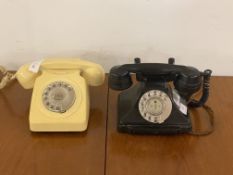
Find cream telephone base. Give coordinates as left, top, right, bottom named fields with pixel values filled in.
left=2, top=58, right=105, bottom=132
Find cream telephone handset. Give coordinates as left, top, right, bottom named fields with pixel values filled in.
left=0, top=58, right=105, bottom=132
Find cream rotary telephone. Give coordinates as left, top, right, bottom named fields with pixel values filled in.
left=0, top=59, right=105, bottom=132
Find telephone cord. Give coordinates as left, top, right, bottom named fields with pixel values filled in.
left=0, top=66, right=16, bottom=89
left=189, top=104, right=214, bottom=136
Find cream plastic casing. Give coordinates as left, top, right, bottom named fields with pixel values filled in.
left=15, top=58, right=105, bottom=132
left=29, top=70, right=89, bottom=131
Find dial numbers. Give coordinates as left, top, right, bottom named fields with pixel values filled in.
left=42, top=81, right=76, bottom=113
left=138, top=90, right=172, bottom=124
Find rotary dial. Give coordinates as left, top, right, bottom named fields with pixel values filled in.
left=138, top=90, right=172, bottom=124
left=42, top=81, right=76, bottom=113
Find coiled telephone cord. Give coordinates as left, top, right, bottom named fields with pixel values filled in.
left=188, top=69, right=214, bottom=136
left=0, top=66, right=16, bottom=89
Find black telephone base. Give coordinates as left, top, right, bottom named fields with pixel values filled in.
left=117, top=82, right=192, bottom=135
left=117, top=125, right=192, bottom=135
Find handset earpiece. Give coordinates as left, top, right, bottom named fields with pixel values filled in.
left=16, top=64, right=39, bottom=89
left=174, top=66, right=202, bottom=100
left=82, top=66, right=105, bottom=86
left=109, top=66, right=132, bottom=91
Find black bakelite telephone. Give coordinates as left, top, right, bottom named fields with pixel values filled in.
left=109, top=58, right=213, bottom=135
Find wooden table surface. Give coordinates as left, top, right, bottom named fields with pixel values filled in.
left=0, top=76, right=233, bottom=175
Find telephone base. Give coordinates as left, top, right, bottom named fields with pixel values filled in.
left=117, top=82, right=192, bottom=135
left=30, top=121, right=88, bottom=132
left=28, top=70, right=90, bottom=132
left=117, top=124, right=192, bottom=135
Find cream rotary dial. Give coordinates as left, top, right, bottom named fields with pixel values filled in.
left=42, top=81, right=76, bottom=113
left=138, top=90, right=172, bottom=123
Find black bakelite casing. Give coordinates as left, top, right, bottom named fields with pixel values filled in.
left=108, top=58, right=204, bottom=134
left=108, top=66, right=132, bottom=91
left=117, top=82, right=192, bottom=134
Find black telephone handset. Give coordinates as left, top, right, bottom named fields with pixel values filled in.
left=109, top=58, right=213, bottom=135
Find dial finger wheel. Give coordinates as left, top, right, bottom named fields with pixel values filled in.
left=42, top=81, right=76, bottom=113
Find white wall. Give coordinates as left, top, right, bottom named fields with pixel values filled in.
left=0, top=0, right=232, bottom=75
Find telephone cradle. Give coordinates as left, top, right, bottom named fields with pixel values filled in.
left=109, top=58, right=213, bottom=135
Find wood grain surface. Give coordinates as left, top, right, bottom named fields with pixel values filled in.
left=0, top=77, right=108, bottom=175
left=1, top=75, right=233, bottom=175
left=106, top=76, right=233, bottom=175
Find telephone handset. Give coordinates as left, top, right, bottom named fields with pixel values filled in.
left=1, top=58, right=105, bottom=132
left=109, top=58, right=213, bottom=135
